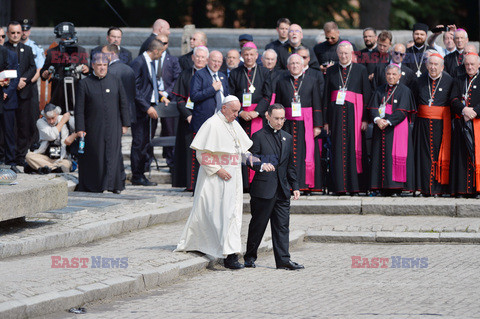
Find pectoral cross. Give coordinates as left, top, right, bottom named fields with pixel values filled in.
left=428, top=98, right=433, bottom=107
left=249, top=85, right=255, bottom=93
left=416, top=70, right=422, bottom=78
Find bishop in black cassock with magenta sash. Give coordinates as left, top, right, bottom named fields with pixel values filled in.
left=324, top=41, right=371, bottom=194
left=368, top=64, right=415, bottom=194
left=413, top=53, right=454, bottom=196
left=273, top=54, right=323, bottom=191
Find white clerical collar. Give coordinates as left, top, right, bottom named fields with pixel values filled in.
left=280, top=39, right=287, bottom=44
left=429, top=74, right=442, bottom=81
left=368, top=44, right=377, bottom=52
left=447, top=48, right=456, bottom=54
left=291, top=73, right=302, bottom=79
left=217, top=111, right=229, bottom=123
left=457, top=49, right=464, bottom=54
left=93, top=71, right=105, bottom=79
left=339, top=61, right=352, bottom=68
left=303, top=66, right=309, bottom=73
left=268, top=121, right=278, bottom=133
left=12, top=43, right=18, bottom=47
left=246, top=64, right=256, bottom=71
left=414, top=44, right=425, bottom=50
left=109, top=58, right=120, bottom=65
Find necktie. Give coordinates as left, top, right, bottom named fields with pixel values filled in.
left=213, top=73, right=223, bottom=111
left=150, top=61, right=159, bottom=105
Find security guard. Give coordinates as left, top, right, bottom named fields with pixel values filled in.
left=20, top=19, right=45, bottom=69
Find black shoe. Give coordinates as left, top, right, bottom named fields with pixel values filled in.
left=244, top=260, right=256, bottom=268
left=38, top=166, right=52, bottom=175
left=131, top=177, right=157, bottom=186
left=10, top=165, right=20, bottom=174
left=112, top=189, right=121, bottom=194
left=224, top=260, right=245, bottom=270
left=277, top=260, right=305, bottom=270
left=23, top=164, right=35, bottom=174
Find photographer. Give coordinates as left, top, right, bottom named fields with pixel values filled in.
left=40, top=22, right=89, bottom=114
left=25, top=103, right=76, bottom=174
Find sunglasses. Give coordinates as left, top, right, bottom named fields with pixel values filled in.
left=393, top=51, right=406, bottom=57
left=325, top=37, right=336, bottom=40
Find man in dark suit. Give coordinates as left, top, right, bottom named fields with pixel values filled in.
left=102, top=44, right=136, bottom=123
left=190, top=50, right=229, bottom=133
left=130, top=39, right=164, bottom=186
left=244, top=103, right=303, bottom=270
left=0, top=36, right=20, bottom=170
left=138, top=19, right=170, bottom=56
left=178, top=31, right=207, bottom=71
left=91, top=27, right=132, bottom=66
left=4, top=21, right=36, bottom=171
left=265, top=18, right=291, bottom=51
left=276, top=24, right=319, bottom=70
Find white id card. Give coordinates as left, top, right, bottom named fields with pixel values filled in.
left=379, top=104, right=386, bottom=118
left=186, top=97, right=194, bottom=110
left=336, top=90, right=346, bottom=105
left=291, top=101, right=302, bottom=117
left=242, top=93, right=252, bottom=107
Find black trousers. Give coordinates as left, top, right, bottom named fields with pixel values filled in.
left=0, top=108, right=16, bottom=165
left=130, top=114, right=150, bottom=180
left=15, top=97, right=37, bottom=165
left=245, top=190, right=291, bottom=266
left=160, top=116, right=176, bottom=167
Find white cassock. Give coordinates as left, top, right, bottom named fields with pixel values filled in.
left=175, top=111, right=253, bottom=258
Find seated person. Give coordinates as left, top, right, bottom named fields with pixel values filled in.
left=25, top=104, right=77, bottom=174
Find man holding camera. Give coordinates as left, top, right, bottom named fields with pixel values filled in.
left=40, top=22, right=89, bottom=114
left=25, top=103, right=76, bottom=174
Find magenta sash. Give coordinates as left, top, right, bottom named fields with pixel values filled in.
left=386, top=104, right=408, bottom=183
left=243, top=103, right=263, bottom=183
left=330, top=90, right=364, bottom=174
left=270, top=93, right=276, bottom=105
left=285, top=107, right=315, bottom=188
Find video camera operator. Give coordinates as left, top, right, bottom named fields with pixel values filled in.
left=25, top=103, right=77, bottom=174
left=40, top=22, right=89, bottom=114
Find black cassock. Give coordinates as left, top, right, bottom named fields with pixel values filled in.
left=449, top=73, right=480, bottom=195
left=274, top=72, right=323, bottom=190
left=324, top=63, right=372, bottom=193
left=75, top=73, right=131, bottom=192
left=171, top=68, right=197, bottom=190
left=228, top=64, right=271, bottom=189
left=368, top=83, right=415, bottom=191
left=404, top=45, right=434, bottom=78
left=413, top=72, right=454, bottom=195
left=373, top=62, right=417, bottom=92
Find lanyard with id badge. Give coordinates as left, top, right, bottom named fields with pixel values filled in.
left=243, top=66, right=257, bottom=107
left=336, top=65, right=352, bottom=105
left=290, top=77, right=303, bottom=117
left=379, top=85, right=397, bottom=118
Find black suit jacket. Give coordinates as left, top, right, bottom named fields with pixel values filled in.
left=130, top=53, right=155, bottom=116
left=0, top=46, right=19, bottom=112
left=4, top=42, right=36, bottom=100
left=138, top=33, right=156, bottom=56
left=179, top=51, right=194, bottom=71
left=108, top=59, right=137, bottom=123
left=248, top=127, right=299, bottom=199
left=158, top=52, right=181, bottom=97
left=91, top=45, right=132, bottom=65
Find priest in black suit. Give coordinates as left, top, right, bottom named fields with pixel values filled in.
left=404, top=23, right=434, bottom=78
left=444, top=28, right=468, bottom=76
left=244, top=103, right=303, bottom=270
left=90, top=27, right=132, bottom=66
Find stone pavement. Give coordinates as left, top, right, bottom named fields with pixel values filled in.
left=44, top=242, right=480, bottom=319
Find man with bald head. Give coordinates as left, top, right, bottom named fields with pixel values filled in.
left=444, top=29, right=469, bottom=76
left=139, top=19, right=170, bottom=55
left=226, top=49, right=240, bottom=77
left=273, top=54, right=323, bottom=192
left=277, top=24, right=319, bottom=70
left=179, top=31, right=207, bottom=71
left=323, top=41, right=371, bottom=195
left=413, top=53, right=454, bottom=197
left=450, top=53, right=480, bottom=197
left=190, top=50, right=229, bottom=133
left=314, top=21, right=357, bottom=74
left=373, top=43, right=416, bottom=90
left=452, top=43, right=478, bottom=78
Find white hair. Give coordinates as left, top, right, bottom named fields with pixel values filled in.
left=193, top=46, right=209, bottom=58
left=263, top=49, right=278, bottom=59
left=336, top=41, right=353, bottom=52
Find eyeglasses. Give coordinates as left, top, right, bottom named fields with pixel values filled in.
left=325, top=37, right=336, bottom=40
left=289, top=30, right=301, bottom=34
left=393, top=51, right=406, bottom=57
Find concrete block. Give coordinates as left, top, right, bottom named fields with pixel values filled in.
left=76, top=283, right=111, bottom=303
left=293, top=200, right=362, bottom=214
left=0, top=300, right=26, bottom=319
left=375, top=232, right=440, bottom=243
left=20, top=235, right=47, bottom=255
left=0, top=175, right=67, bottom=221
left=177, top=257, right=209, bottom=275
left=456, top=202, right=480, bottom=217
left=101, top=275, right=142, bottom=299
left=152, top=264, right=181, bottom=286
left=439, top=232, right=480, bottom=243
left=305, top=231, right=376, bottom=243
left=141, top=269, right=160, bottom=290
left=0, top=241, right=23, bottom=259
left=361, top=198, right=456, bottom=216
left=24, top=290, right=82, bottom=318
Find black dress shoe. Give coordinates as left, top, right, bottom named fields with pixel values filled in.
left=224, top=260, right=245, bottom=270
left=142, top=177, right=157, bottom=186
left=244, top=260, right=256, bottom=268
left=10, top=165, right=20, bottom=174
left=112, top=189, right=121, bottom=194
left=38, top=166, right=52, bottom=175
left=277, top=260, right=305, bottom=270
left=131, top=177, right=157, bottom=186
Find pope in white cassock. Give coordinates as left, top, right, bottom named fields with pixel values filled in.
left=175, top=95, right=253, bottom=269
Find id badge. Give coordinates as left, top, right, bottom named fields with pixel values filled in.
left=336, top=90, right=346, bottom=105
left=186, top=97, right=194, bottom=110
left=379, top=104, right=386, bottom=118
left=243, top=93, right=252, bottom=107
left=291, top=101, right=302, bottom=117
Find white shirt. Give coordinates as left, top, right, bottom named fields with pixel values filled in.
left=143, top=51, right=156, bottom=103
